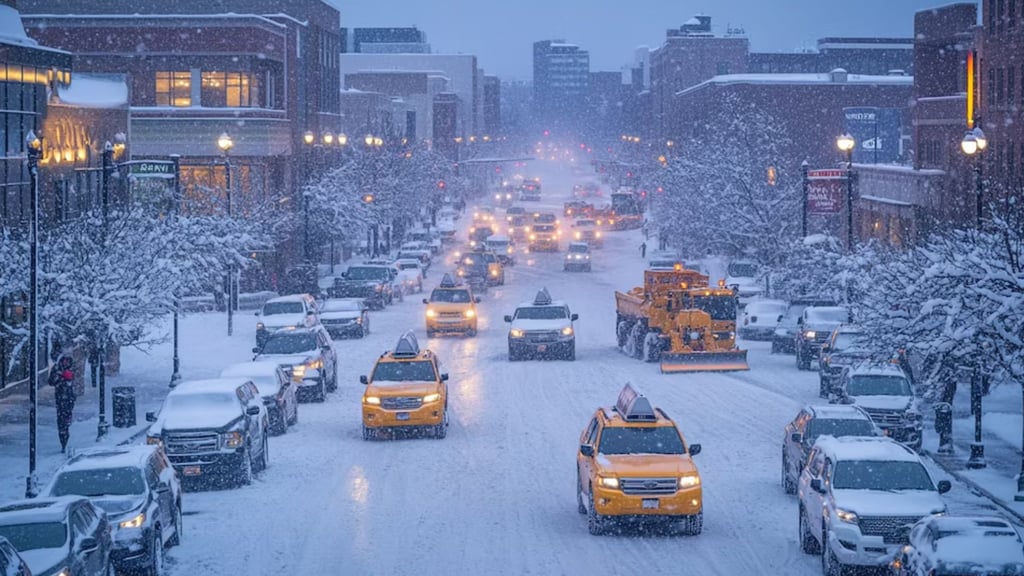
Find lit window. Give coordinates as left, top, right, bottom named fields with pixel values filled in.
left=200, top=72, right=255, bottom=107
left=156, top=71, right=191, bottom=107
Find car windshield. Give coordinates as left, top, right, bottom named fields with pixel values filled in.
left=51, top=467, right=146, bottom=497
left=807, top=419, right=877, bottom=441
left=576, top=220, right=595, bottom=226
left=649, top=260, right=677, bottom=268
left=260, top=334, right=318, bottom=355
left=747, top=302, right=787, bottom=317
left=535, top=215, right=556, bottom=223
left=398, top=262, right=420, bottom=270
left=568, top=245, right=588, bottom=253
left=263, top=302, right=303, bottom=315
left=372, top=360, right=437, bottom=382
left=321, top=300, right=360, bottom=312
left=728, top=262, right=757, bottom=278
left=346, top=267, right=389, bottom=281
left=807, top=308, right=850, bottom=324
left=832, top=460, right=934, bottom=491
left=534, top=225, right=555, bottom=233
left=0, top=522, right=67, bottom=551
left=847, top=375, right=912, bottom=397
left=598, top=427, right=686, bottom=455
left=431, top=289, right=472, bottom=303
left=833, top=332, right=863, bottom=351
left=487, top=241, right=509, bottom=249
left=515, top=306, right=567, bottom=320
left=691, top=295, right=738, bottom=321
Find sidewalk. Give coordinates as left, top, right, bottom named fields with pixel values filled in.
left=922, top=383, right=1024, bottom=523
left=0, top=310, right=259, bottom=503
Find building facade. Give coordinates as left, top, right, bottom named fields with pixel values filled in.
left=980, top=0, right=1023, bottom=206
left=483, top=75, right=501, bottom=136
left=345, top=27, right=430, bottom=54
left=532, top=40, right=590, bottom=131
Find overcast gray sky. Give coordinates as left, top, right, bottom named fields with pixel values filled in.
left=331, top=0, right=971, bottom=80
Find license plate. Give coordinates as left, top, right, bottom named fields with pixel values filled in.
left=537, top=344, right=547, bottom=352
left=183, top=466, right=202, bottom=476
left=396, top=412, right=410, bottom=421
left=642, top=499, right=659, bottom=509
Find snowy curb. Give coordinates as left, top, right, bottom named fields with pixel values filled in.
left=923, top=449, right=1024, bottom=525
left=114, top=423, right=152, bottom=447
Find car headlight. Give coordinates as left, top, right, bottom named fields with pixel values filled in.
left=595, top=231, right=602, bottom=238
left=55, top=567, right=70, bottom=576
left=561, top=326, right=574, bottom=336
left=679, top=475, right=701, bottom=488
left=510, top=329, right=525, bottom=338
left=363, top=396, right=381, bottom=405
left=464, top=309, right=476, bottom=318
left=598, top=476, right=619, bottom=489
left=507, top=247, right=513, bottom=254
left=423, top=393, right=441, bottom=403
left=609, top=219, right=615, bottom=225
left=575, top=232, right=582, bottom=239
left=119, top=513, right=145, bottom=529
left=374, top=285, right=383, bottom=292
left=490, top=269, right=498, bottom=277
left=426, top=309, right=437, bottom=318
left=146, top=436, right=162, bottom=446
left=835, top=508, right=858, bottom=524
left=221, top=431, right=244, bottom=448
left=529, top=234, right=536, bottom=240
left=256, top=322, right=265, bottom=330
left=804, top=331, right=816, bottom=338
left=292, top=364, right=306, bottom=378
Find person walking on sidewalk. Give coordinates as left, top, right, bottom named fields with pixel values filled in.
left=49, top=356, right=76, bottom=453
left=639, top=241, right=647, bottom=259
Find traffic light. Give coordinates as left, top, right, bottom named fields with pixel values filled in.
left=437, top=180, right=446, bottom=189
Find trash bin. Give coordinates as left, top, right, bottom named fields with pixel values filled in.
left=934, top=402, right=953, bottom=453
left=112, top=386, right=136, bottom=428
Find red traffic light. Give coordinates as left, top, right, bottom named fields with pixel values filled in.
left=437, top=180, right=446, bottom=189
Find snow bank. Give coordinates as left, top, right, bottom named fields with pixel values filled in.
left=57, top=74, right=129, bottom=108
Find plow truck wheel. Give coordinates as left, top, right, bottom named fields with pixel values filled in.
left=625, top=323, right=645, bottom=359
left=616, top=319, right=632, bottom=349
left=643, top=332, right=662, bottom=363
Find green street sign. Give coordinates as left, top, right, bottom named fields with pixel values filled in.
left=127, top=160, right=175, bottom=178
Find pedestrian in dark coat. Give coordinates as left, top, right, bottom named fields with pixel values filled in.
left=49, top=356, right=76, bottom=453
left=640, top=241, right=647, bottom=259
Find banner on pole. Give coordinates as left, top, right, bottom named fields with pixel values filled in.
left=806, top=169, right=848, bottom=214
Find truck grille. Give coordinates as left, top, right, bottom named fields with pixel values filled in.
left=322, top=318, right=355, bottom=325
left=858, top=516, right=919, bottom=544
left=862, top=408, right=905, bottom=427
left=526, top=330, right=561, bottom=343
left=381, top=397, right=423, bottom=410
left=165, top=432, right=219, bottom=455
left=620, top=477, right=678, bottom=495
left=439, top=312, right=464, bottom=319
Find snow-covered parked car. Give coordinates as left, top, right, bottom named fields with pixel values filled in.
left=833, top=364, right=922, bottom=451
left=407, top=229, right=442, bottom=255
left=772, top=296, right=837, bottom=354
left=254, top=294, right=320, bottom=346
left=725, top=260, right=762, bottom=308
left=44, top=445, right=183, bottom=575
left=252, top=326, right=338, bottom=403
left=504, top=288, right=578, bottom=361
left=798, top=436, right=949, bottom=574
left=894, top=515, right=1024, bottom=575
left=220, top=361, right=297, bottom=435
left=319, top=298, right=370, bottom=339
left=795, top=306, right=851, bottom=370
left=0, top=536, right=31, bottom=576
left=146, top=379, right=270, bottom=488
left=0, top=496, right=114, bottom=576
left=780, top=404, right=880, bottom=494
left=396, top=246, right=432, bottom=271
left=394, top=258, right=426, bottom=294
left=818, top=324, right=871, bottom=397
left=738, top=298, right=787, bottom=341
left=332, top=264, right=395, bottom=309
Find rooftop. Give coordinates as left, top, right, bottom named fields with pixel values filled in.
left=678, top=72, right=913, bottom=97
left=813, top=435, right=919, bottom=462
left=60, top=445, right=158, bottom=473
left=0, top=496, right=82, bottom=525
left=806, top=404, right=872, bottom=421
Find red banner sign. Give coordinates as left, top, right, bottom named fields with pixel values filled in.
left=806, top=169, right=849, bottom=214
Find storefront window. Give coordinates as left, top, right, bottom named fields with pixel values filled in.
left=155, top=71, right=191, bottom=107
left=200, top=72, right=256, bottom=107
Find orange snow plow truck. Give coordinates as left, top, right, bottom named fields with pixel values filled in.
left=614, top=266, right=749, bottom=373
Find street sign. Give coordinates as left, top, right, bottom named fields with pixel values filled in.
left=843, top=107, right=902, bottom=164
left=806, top=169, right=848, bottom=214
left=126, top=160, right=175, bottom=179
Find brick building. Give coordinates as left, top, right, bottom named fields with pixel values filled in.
left=749, top=37, right=913, bottom=75
left=980, top=0, right=1024, bottom=206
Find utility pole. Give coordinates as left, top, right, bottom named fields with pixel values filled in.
left=97, top=142, right=114, bottom=440
left=169, top=154, right=182, bottom=387
left=218, top=134, right=235, bottom=336
left=25, top=131, right=42, bottom=498
left=800, top=160, right=809, bottom=237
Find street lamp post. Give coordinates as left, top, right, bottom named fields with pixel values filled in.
left=836, top=133, right=856, bottom=252
left=801, top=160, right=809, bottom=237
left=96, top=141, right=115, bottom=440
left=25, top=131, right=42, bottom=498
left=960, top=126, right=987, bottom=228
left=218, top=133, right=235, bottom=336
left=169, top=154, right=182, bottom=387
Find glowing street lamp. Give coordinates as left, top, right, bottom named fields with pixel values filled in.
left=303, top=131, right=315, bottom=145
left=322, top=131, right=334, bottom=146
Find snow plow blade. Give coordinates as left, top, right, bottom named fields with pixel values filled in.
left=660, top=350, right=750, bottom=373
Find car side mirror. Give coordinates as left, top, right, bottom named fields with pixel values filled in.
left=246, top=406, right=261, bottom=416
left=688, top=443, right=701, bottom=456
left=145, top=411, right=157, bottom=423
left=252, top=347, right=260, bottom=354
left=791, top=433, right=803, bottom=444
left=360, top=375, right=368, bottom=385
left=810, top=478, right=824, bottom=493
left=254, top=311, right=260, bottom=317
left=77, top=537, right=98, bottom=554
left=937, top=480, right=951, bottom=494
left=475, top=297, right=482, bottom=303
left=504, top=315, right=513, bottom=323
left=571, top=313, right=579, bottom=321
left=422, top=298, right=429, bottom=304
left=797, top=317, right=804, bottom=325
left=579, top=444, right=594, bottom=458
left=441, top=373, right=449, bottom=381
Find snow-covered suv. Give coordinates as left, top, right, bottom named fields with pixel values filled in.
left=797, top=436, right=950, bottom=574
left=818, top=324, right=871, bottom=397
left=505, top=288, right=578, bottom=361
left=834, top=364, right=922, bottom=451
left=255, top=294, right=319, bottom=345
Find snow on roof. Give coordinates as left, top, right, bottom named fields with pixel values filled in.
left=927, top=516, right=1024, bottom=566
left=486, top=235, right=510, bottom=242
left=168, top=378, right=248, bottom=396
left=267, top=294, right=308, bottom=303
left=60, top=445, right=157, bottom=472
left=849, top=363, right=907, bottom=377
left=56, top=74, right=129, bottom=108
left=549, top=42, right=579, bottom=48
left=220, top=361, right=281, bottom=379
left=0, top=5, right=36, bottom=47
left=0, top=496, right=82, bottom=525
left=859, top=194, right=914, bottom=207
left=25, top=12, right=290, bottom=29
left=677, top=72, right=913, bottom=96
left=807, top=404, right=872, bottom=421
left=813, top=436, right=919, bottom=462
left=853, top=163, right=945, bottom=176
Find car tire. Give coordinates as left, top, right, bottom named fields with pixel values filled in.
left=273, top=408, right=288, bottom=436
left=361, top=424, right=374, bottom=441
left=782, top=453, right=796, bottom=494
left=288, top=403, right=299, bottom=426
left=313, top=379, right=326, bottom=403
left=771, top=341, right=779, bottom=354
left=256, top=434, right=268, bottom=473
left=576, top=474, right=587, bottom=515
left=508, top=346, right=518, bottom=362
left=642, top=332, right=662, bottom=363
left=822, top=535, right=846, bottom=576
left=328, top=369, right=338, bottom=392
left=616, top=319, right=631, bottom=348
left=566, top=341, right=576, bottom=361
left=239, top=448, right=253, bottom=487
left=426, top=330, right=436, bottom=338
left=434, top=409, right=448, bottom=439
left=819, top=377, right=829, bottom=399
left=357, top=326, right=366, bottom=339
left=168, top=503, right=183, bottom=547
left=146, top=529, right=164, bottom=576
left=681, top=512, right=703, bottom=536
left=799, top=506, right=821, bottom=554
left=587, top=490, right=604, bottom=535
